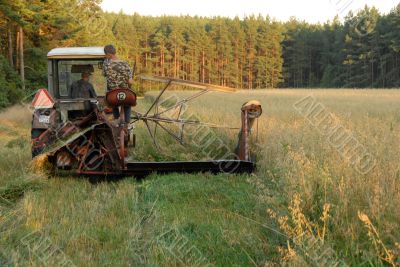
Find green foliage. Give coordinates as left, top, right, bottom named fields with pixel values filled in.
left=104, top=4, right=399, bottom=89
left=24, top=47, right=48, bottom=93
left=90, top=13, right=286, bottom=89
left=0, top=55, right=23, bottom=108
left=1, top=2, right=400, bottom=109
left=0, top=0, right=104, bottom=106
left=283, top=5, right=400, bottom=88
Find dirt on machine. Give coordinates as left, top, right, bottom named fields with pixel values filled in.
left=30, top=47, right=262, bottom=177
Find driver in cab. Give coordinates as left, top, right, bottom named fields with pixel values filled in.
left=70, top=71, right=97, bottom=99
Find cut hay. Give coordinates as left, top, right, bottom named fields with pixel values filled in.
left=0, top=178, right=46, bottom=204
left=29, top=154, right=52, bottom=175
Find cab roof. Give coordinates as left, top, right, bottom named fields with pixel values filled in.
left=47, top=47, right=105, bottom=59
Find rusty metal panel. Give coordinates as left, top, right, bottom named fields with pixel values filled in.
left=32, top=109, right=58, bottom=129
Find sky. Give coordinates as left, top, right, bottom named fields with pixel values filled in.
left=101, top=0, right=398, bottom=23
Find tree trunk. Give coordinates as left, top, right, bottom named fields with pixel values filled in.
left=174, top=46, right=177, bottom=78
left=191, top=50, right=194, bottom=81
left=240, top=60, right=243, bottom=88
left=201, top=50, right=205, bottom=83
left=19, top=26, right=25, bottom=90
left=144, top=34, right=148, bottom=68
left=8, top=24, right=14, bottom=68
left=160, top=48, right=164, bottom=76
left=16, top=30, right=20, bottom=71
left=177, top=48, right=180, bottom=79
left=371, top=60, right=374, bottom=87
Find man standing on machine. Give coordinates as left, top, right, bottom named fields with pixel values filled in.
left=102, top=44, right=134, bottom=124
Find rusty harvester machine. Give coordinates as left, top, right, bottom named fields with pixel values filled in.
left=31, top=47, right=262, bottom=177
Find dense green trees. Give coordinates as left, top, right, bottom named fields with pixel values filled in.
left=105, top=14, right=285, bottom=89
left=0, top=1, right=399, bottom=108
left=283, top=5, right=400, bottom=88
left=0, top=55, right=22, bottom=108
left=0, top=0, right=104, bottom=105
left=84, top=3, right=400, bottom=89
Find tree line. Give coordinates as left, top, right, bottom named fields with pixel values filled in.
left=0, top=0, right=399, bottom=107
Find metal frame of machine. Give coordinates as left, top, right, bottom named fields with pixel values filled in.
left=31, top=47, right=262, bottom=177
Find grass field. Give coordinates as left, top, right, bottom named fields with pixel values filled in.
left=0, top=90, right=399, bottom=266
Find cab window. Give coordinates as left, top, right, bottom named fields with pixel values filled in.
left=57, top=60, right=107, bottom=98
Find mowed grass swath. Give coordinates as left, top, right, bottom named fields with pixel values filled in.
left=0, top=89, right=400, bottom=266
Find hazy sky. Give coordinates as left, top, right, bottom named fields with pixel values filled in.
left=101, top=0, right=398, bottom=23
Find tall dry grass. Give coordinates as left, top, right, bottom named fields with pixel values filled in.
left=0, top=104, right=32, bottom=127
left=144, top=89, right=400, bottom=265
left=0, top=90, right=399, bottom=266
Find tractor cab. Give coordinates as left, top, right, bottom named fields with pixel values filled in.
left=31, top=47, right=137, bottom=167
left=31, top=47, right=111, bottom=158
left=45, top=47, right=107, bottom=122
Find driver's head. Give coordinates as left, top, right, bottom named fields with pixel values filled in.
left=82, top=72, right=91, bottom=81
left=104, top=44, right=116, bottom=59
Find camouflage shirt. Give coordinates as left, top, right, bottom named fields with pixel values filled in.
left=102, top=58, right=133, bottom=90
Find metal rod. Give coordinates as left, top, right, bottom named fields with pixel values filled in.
left=143, top=120, right=158, bottom=148
left=140, top=75, right=237, bottom=92
left=151, top=89, right=209, bottom=117
left=179, top=123, right=185, bottom=141
left=141, top=116, right=240, bottom=129
left=144, top=80, right=172, bottom=117
left=154, top=121, right=185, bottom=146
left=177, top=104, right=183, bottom=120
left=154, top=100, right=159, bottom=139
